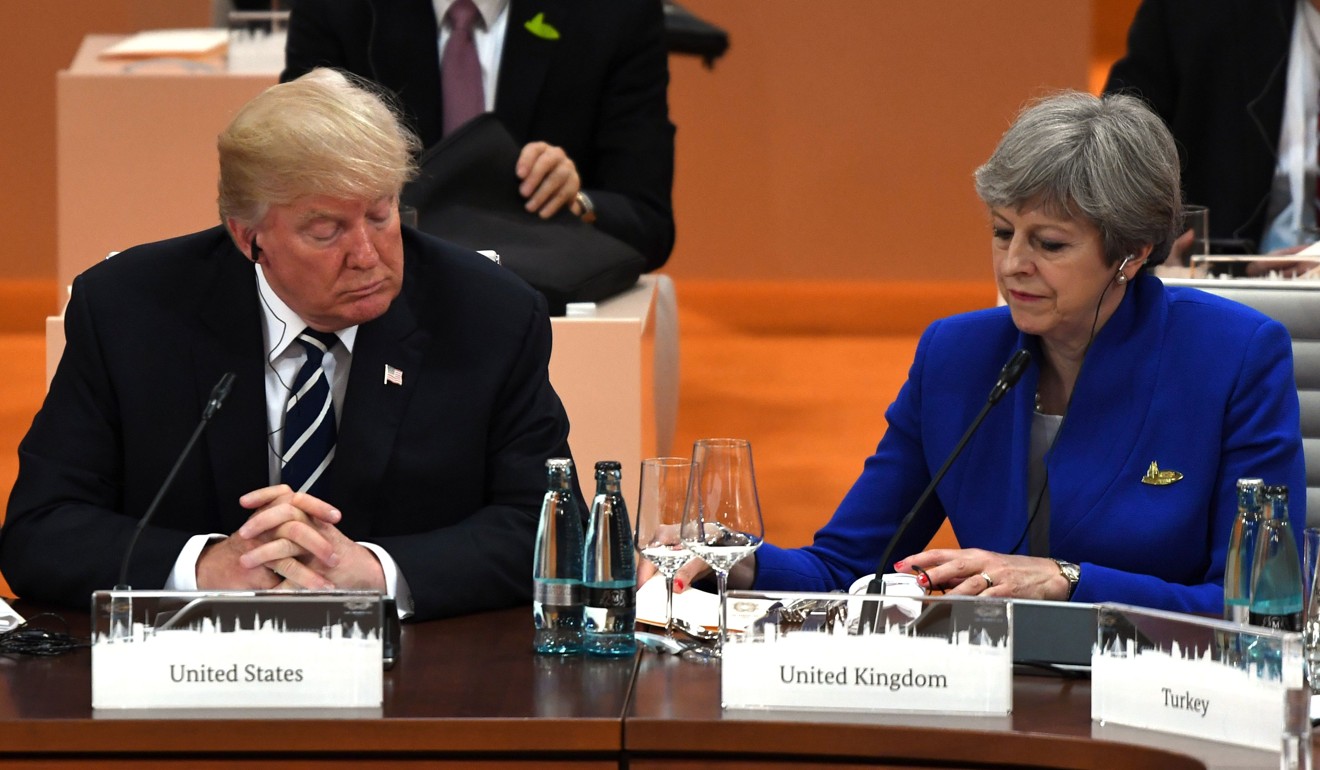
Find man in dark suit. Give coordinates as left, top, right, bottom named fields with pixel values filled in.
left=0, top=69, right=579, bottom=621
left=282, top=0, right=676, bottom=271
left=1103, top=0, right=1297, bottom=253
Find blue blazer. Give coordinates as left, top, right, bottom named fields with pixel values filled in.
left=755, top=274, right=1306, bottom=614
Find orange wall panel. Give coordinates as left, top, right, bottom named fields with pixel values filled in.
left=662, top=0, right=1091, bottom=282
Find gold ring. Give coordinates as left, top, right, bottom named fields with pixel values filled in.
left=980, top=571, right=994, bottom=588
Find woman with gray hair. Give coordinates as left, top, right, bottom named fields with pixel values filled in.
left=666, top=90, right=1305, bottom=613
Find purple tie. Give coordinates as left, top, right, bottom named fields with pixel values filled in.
left=442, top=0, right=485, bottom=137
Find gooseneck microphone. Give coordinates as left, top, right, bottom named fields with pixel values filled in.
left=858, top=349, right=1030, bottom=630
left=115, top=372, right=237, bottom=590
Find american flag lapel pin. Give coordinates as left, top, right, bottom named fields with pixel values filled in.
left=384, top=365, right=404, bottom=386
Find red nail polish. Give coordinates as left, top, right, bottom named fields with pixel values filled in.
left=916, top=573, right=928, bottom=586
left=893, top=561, right=905, bottom=571
left=674, top=579, right=685, bottom=592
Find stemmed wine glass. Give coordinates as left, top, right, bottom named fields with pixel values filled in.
left=634, top=457, right=696, bottom=636
left=679, top=438, right=764, bottom=660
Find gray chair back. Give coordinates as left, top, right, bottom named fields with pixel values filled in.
left=1162, top=278, right=1320, bottom=526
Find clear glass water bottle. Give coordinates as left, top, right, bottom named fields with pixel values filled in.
left=533, top=458, right=584, bottom=654
left=1224, top=478, right=1264, bottom=623
left=1249, top=485, right=1304, bottom=632
left=1284, top=687, right=1314, bottom=770
left=583, top=460, right=637, bottom=657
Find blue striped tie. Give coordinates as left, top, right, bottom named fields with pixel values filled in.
left=282, top=329, right=339, bottom=497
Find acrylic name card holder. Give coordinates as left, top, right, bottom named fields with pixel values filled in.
left=91, top=590, right=384, bottom=709
left=1091, top=603, right=1304, bottom=752
left=720, top=590, right=1013, bottom=715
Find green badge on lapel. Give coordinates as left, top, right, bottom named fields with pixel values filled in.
left=524, top=12, right=560, bottom=40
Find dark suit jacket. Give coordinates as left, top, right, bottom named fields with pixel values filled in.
left=1103, top=0, right=1294, bottom=248
left=0, top=226, right=581, bottom=621
left=282, top=0, right=676, bottom=271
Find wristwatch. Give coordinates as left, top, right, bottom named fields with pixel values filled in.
left=574, top=190, right=597, bottom=224
left=1052, top=559, right=1080, bottom=600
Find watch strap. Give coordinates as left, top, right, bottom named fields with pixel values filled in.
left=1052, top=559, right=1080, bottom=600
left=574, top=190, right=597, bottom=224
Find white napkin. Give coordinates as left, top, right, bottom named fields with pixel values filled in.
left=635, top=576, right=774, bottom=633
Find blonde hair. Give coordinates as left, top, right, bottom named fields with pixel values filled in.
left=217, top=68, right=420, bottom=226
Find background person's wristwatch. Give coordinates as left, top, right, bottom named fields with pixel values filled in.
left=574, top=190, right=597, bottom=223
left=1052, top=559, right=1080, bottom=600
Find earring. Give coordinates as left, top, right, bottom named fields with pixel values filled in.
left=1116, top=273, right=1129, bottom=285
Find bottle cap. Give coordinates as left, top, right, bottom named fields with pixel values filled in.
left=595, top=460, right=621, bottom=472
left=1236, top=477, right=1263, bottom=490
left=546, top=458, right=574, bottom=471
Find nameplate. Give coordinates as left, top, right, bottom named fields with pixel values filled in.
left=721, top=591, right=1012, bottom=715
left=91, top=590, right=384, bottom=710
left=1091, top=603, right=1303, bottom=752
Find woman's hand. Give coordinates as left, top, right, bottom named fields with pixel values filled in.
left=642, top=552, right=757, bottom=594
left=895, top=548, right=1069, bottom=600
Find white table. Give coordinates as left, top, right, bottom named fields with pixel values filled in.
left=56, top=34, right=274, bottom=309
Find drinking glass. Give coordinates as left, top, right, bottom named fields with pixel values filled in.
left=634, top=457, right=696, bottom=636
left=679, top=438, right=764, bottom=660
left=1182, top=204, right=1209, bottom=257
left=1304, top=528, right=1320, bottom=691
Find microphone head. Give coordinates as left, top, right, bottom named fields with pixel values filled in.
left=203, top=372, right=238, bottom=420
left=988, top=349, right=1031, bottom=405
left=999, top=349, right=1032, bottom=389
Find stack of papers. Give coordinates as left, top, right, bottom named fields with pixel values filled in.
left=100, top=29, right=229, bottom=60
left=635, top=577, right=773, bottom=633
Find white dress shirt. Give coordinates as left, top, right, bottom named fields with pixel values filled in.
left=165, top=264, right=413, bottom=617
left=1262, top=1, right=1320, bottom=252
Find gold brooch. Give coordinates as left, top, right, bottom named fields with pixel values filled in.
left=1141, top=461, right=1183, bottom=486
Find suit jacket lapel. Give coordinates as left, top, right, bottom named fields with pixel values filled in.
left=329, top=282, right=429, bottom=540
left=1003, top=335, right=1043, bottom=553
left=192, top=236, right=270, bottom=534
left=1047, top=278, right=1163, bottom=548
left=371, top=0, right=447, bottom=146
left=495, top=0, right=560, bottom=140
left=1244, top=0, right=1294, bottom=165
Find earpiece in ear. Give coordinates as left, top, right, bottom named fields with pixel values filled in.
left=248, top=237, right=262, bottom=264
left=1115, top=254, right=1134, bottom=284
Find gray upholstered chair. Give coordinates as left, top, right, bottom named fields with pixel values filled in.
left=1161, top=278, right=1320, bottom=526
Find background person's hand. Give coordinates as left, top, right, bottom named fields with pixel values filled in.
left=516, top=141, right=581, bottom=219
left=1165, top=226, right=1195, bottom=267
left=1244, top=243, right=1319, bottom=277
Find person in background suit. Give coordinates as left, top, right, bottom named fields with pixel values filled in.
left=0, top=69, right=580, bottom=621
left=1104, top=0, right=1316, bottom=261
left=653, top=91, right=1306, bottom=614
left=282, top=0, right=676, bottom=272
